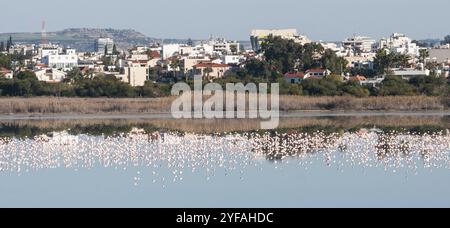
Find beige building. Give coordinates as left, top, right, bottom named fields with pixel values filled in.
left=182, top=56, right=211, bottom=74
left=117, top=62, right=148, bottom=87
left=193, top=63, right=231, bottom=79
left=34, top=69, right=67, bottom=83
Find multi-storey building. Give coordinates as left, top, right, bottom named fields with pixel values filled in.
left=250, top=29, right=311, bottom=51
left=342, top=36, right=376, bottom=56
left=95, top=38, right=114, bottom=55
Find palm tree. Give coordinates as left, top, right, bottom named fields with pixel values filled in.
left=170, top=58, right=181, bottom=80
left=204, top=67, right=213, bottom=81
left=419, top=49, right=429, bottom=64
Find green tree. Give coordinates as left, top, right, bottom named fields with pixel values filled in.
left=187, top=38, right=194, bottom=46
left=301, top=76, right=342, bottom=96
left=378, top=76, right=416, bottom=96
left=442, top=35, right=450, bottom=45
left=321, top=49, right=348, bottom=75
left=112, top=44, right=118, bottom=55
left=6, top=36, right=13, bottom=52
left=0, top=53, right=11, bottom=68
left=0, top=42, right=4, bottom=52
left=412, top=40, right=427, bottom=48
left=230, top=44, right=238, bottom=54
left=419, top=49, right=429, bottom=63
left=244, top=59, right=272, bottom=80
left=409, top=75, right=449, bottom=96
left=169, top=58, right=182, bottom=80
left=104, top=45, right=108, bottom=56
left=374, top=50, right=411, bottom=75
left=16, top=71, right=37, bottom=81
left=203, top=67, right=213, bottom=81
left=64, top=68, right=84, bottom=83
left=340, top=80, right=370, bottom=97
left=261, top=36, right=304, bottom=73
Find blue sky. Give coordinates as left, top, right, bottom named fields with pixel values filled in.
left=1, top=0, right=449, bottom=41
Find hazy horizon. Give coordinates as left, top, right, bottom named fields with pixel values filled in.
left=1, top=0, right=449, bottom=41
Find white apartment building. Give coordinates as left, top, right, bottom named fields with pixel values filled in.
left=342, top=36, right=376, bottom=56
left=39, top=44, right=62, bottom=58
left=221, top=55, right=245, bottom=65
left=162, top=44, right=181, bottom=60
left=42, top=48, right=78, bottom=71
left=209, top=38, right=240, bottom=55
left=250, top=29, right=311, bottom=51
left=380, top=33, right=419, bottom=56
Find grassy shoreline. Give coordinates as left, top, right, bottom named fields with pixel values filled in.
left=0, top=116, right=448, bottom=134
left=0, top=96, right=447, bottom=115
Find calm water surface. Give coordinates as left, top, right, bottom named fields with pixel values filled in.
left=0, top=118, right=449, bottom=208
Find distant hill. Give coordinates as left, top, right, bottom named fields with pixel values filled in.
left=0, top=28, right=252, bottom=52
left=0, top=28, right=188, bottom=52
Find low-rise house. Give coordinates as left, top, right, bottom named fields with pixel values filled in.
left=348, top=75, right=367, bottom=85
left=391, top=68, right=430, bottom=79
left=345, top=56, right=375, bottom=69
left=149, top=51, right=162, bottom=67
left=34, top=69, right=67, bottom=83
left=182, top=56, right=211, bottom=74
left=306, top=68, right=331, bottom=78
left=284, top=72, right=306, bottom=84
left=360, top=77, right=385, bottom=87
left=193, top=63, right=232, bottom=79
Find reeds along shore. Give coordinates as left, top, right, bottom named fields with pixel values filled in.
left=0, top=96, right=448, bottom=114
left=0, top=116, right=449, bottom=134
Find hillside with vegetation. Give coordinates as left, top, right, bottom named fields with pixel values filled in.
left=0, top=28, right=188, bottom=51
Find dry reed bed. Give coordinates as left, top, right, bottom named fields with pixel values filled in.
left=0, top=96, right=447, bottom=114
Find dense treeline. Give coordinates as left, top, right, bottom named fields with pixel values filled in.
left=0, top=69, right=448, bottom=98
left=0, top=70, right=172, bottom=98
left=214, top=74, right=449, bottom=97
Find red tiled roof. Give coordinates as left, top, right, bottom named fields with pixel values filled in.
left=194, top=63, right=230, bottom=68
left=306, top=68, right=328, bottom=73
left=350, top=75, right=367, bottom=81
left=150, top=51, right=161, bottom=59
left=0, top=67, right=11, bottom=73
left=284, top=73, right=305, bottom=79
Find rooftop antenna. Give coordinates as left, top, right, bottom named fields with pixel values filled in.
left=41, top=20, right=48, bottom=45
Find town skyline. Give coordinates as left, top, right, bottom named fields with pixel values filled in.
left=1, top=0, right=449, bottom=41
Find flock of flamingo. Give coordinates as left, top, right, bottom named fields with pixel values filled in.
left=0, top=128, right=449, bottom=186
